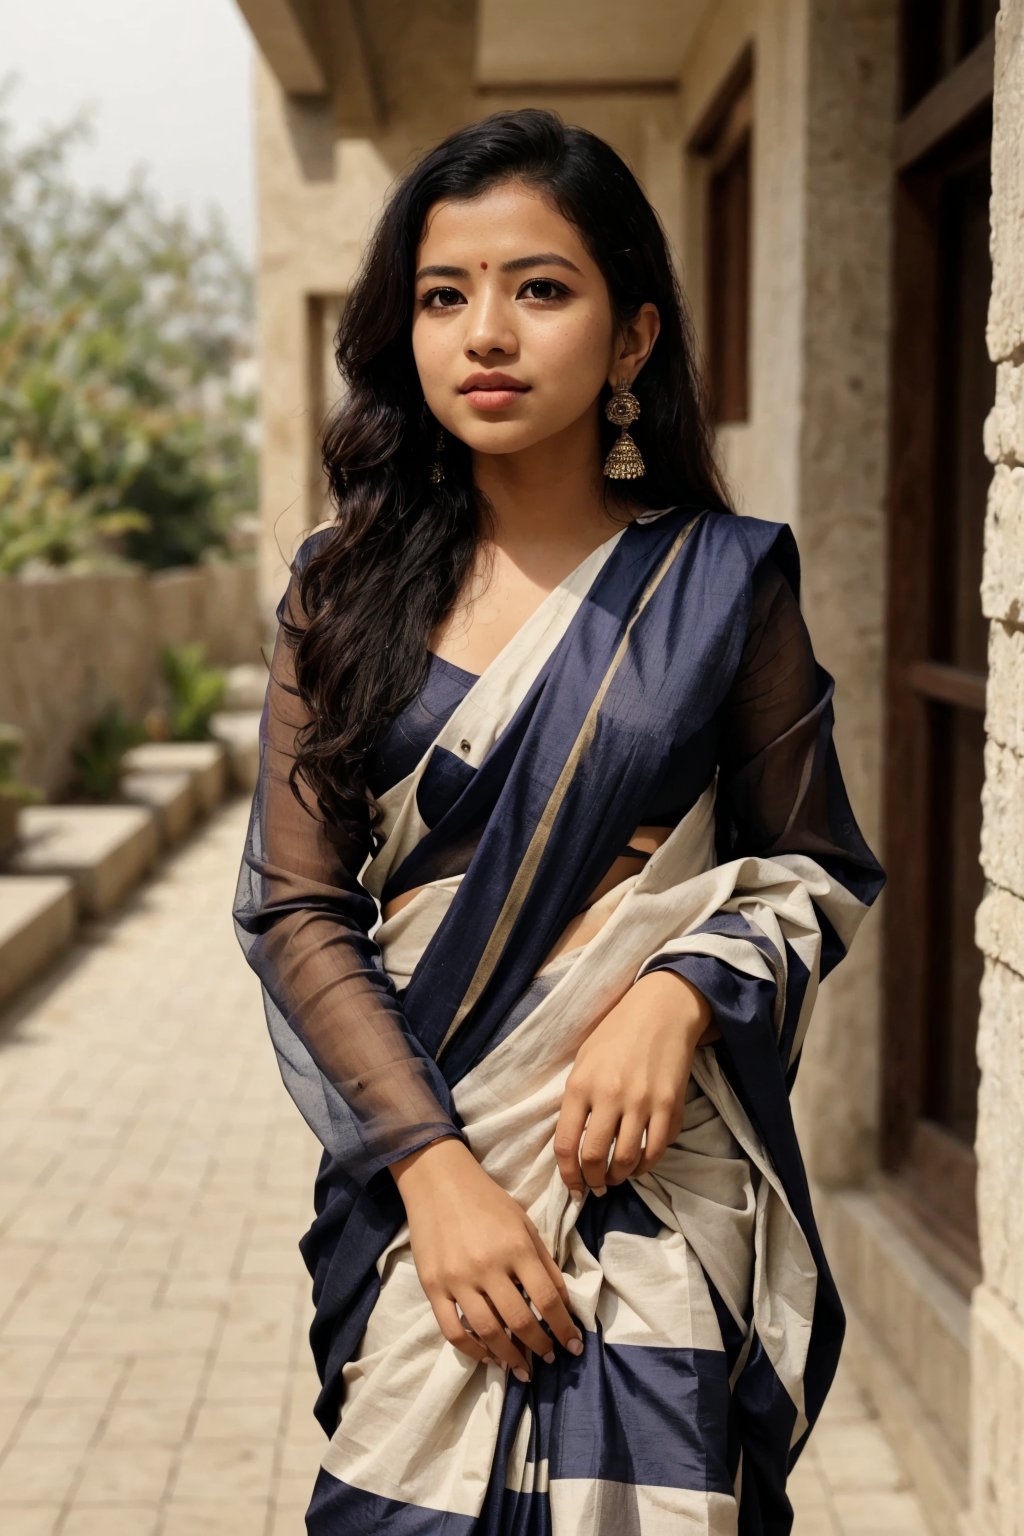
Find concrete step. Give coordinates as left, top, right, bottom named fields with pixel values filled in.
left=5, top=805, right=160, bottom=918
left=119, top=769, right=197, bottom=847
left=0, top=739, right=238, bottom=1014
left=209, top=710, right=261, bottom=793
left=0, top=875, right=78, bottom=1010
left=121, top=740, right=229, bottom=814
left=224, top=662, right=269, bottom=712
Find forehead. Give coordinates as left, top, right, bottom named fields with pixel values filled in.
left=415, top=183, right=588, bottom=262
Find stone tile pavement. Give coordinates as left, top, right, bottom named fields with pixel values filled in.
left=0, top=797, right=934, bottom=1534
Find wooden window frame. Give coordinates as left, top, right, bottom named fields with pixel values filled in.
left=305, top=292, right=349, bottom=530
left=879, top=25, right=994, bottom=1289
left=689, top=44, right=754, bottom=426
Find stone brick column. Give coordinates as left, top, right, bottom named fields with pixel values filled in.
left=787, top=0, right=897, bottom=1189
left=968, top=4, right=1024, bottom=1533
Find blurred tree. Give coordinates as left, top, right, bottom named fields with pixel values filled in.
left=0, top=72, right=258, bottom=573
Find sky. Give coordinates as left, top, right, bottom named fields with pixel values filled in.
left=2, top=0, right=257, bottom=264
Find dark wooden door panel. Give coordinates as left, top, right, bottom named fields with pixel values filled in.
left=881, top=4, right=994, bottom=1282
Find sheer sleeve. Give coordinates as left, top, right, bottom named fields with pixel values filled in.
left=231, top=532, right=470, bottom=1186
left=636, top=551, right=887, bottom=1089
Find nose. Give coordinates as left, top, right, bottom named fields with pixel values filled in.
left=463, top=287, right=517, bottom=359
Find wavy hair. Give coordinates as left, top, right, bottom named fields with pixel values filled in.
left=282, top=106, right=735, bottom=837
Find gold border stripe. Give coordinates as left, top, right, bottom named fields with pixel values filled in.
left=434, top=510, right=707, bottom=1062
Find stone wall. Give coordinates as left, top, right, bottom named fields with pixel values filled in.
left=969, top=4, right=1024, bottom=1532
left=0, top=559, right=261, bottom=798
left=677, top=0, right=895, bottom=1189
left=788, top=0, right=896, bottom=1185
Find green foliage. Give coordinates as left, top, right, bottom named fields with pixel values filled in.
left=159, top=642, right=227, bottom=741
left=0, top=72, right=258, bottom=574
left=69, top=705, right=149, bottom=801
left=0, top=445, right=149, bottom=575
left=0, top=723, right=44, bottom=801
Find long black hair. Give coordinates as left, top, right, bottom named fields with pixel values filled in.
left=283, top=106, right=735, bottom=836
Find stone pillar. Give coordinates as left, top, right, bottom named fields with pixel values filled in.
left=675, top=0, right=895, bottom=1188
left=788, top=0, right=898, bottom=1187
left=968, top=5, right=1024, bottom=1533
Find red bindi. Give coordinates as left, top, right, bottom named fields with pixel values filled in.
left=480, top=261, right=488, bottom=269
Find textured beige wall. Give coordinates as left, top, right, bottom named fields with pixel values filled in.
left=678, top=0, right=807, bottom=525
left=677, top=0, right=895, bottom=1188
left=0, top=561, right=260, bottom=797
left=787, top=0, right=895, bottom=1186
left=970, top=4, right=1024, bottom=1532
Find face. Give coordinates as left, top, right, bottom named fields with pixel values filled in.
left=410, top=180, right=659, bottom=461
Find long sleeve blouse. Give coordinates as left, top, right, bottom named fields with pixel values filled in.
left=232, top=540, right=472, bottom=1189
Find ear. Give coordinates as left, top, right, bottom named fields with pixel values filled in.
left=607, top=302, right=661, bottom=390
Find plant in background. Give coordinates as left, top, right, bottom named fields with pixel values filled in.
left=0, top=723, right=43, bottom=796
left=159, top=642, right=227, bottom=742
left=0, top=723, right=44, bottom=863
left=0, top=445, right=149, bottom=575
left=69, top=705, right=149, bottom=801
left=0, top=71, right=258, bottom=575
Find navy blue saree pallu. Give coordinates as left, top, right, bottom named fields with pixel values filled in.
left=232, top=504, right=886, bottom=1534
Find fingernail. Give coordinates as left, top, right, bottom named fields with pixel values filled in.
left=543, top=1350, right=555, bottom=1364
left=513, top=1366, right=530, bottom=1383
left=569, top=1189, right=585, bottom=1206
left=593, top=1185, right=607, bottom=1197
left=567, top=1333, right=584, bottom=1356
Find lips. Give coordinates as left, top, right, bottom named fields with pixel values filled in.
left=458, top=373, right=532, bottom=412
left=461, top=386, right=530, bottom=411
left=459, top=374, right=530, bottom=393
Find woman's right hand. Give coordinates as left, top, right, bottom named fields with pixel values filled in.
left=389, top=1137, right=585, bottom=1380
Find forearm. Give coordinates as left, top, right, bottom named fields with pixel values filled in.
left=629, top=967, right=722, bottom=1045
left=389, top=1132, right=479, bottom=1200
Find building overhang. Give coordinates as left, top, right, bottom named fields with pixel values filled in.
left=235, top=0, right=382, bottom=130
left=474, top=0, right=713, bottom=95
left=236, top=0, right=716, bottom=131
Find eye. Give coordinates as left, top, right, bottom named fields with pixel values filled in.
left=416, top=278, right=570, bottom=310
left=519, top=278, right=569, bottom=301
left=418, top=286, right=464, bottom=310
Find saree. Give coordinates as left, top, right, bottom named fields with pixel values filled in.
left=232, top=503, right=886, bottom=1534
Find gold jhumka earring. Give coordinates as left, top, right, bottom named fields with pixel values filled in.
left=602, top=378, right=645, bottom=479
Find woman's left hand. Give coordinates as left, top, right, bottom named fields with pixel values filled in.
left=553, top=970, right=719, bottom=1197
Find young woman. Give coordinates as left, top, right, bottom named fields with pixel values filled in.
left=233, top=107, right=886, bottom=1535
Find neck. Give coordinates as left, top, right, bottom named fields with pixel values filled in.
left=469, top=409, right=639, bottom=554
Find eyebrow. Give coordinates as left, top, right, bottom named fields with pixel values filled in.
left=413, top=252, right=583, bottom=281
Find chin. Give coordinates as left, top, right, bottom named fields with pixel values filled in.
left=469, top=434, right=553, bottom=458
left=452, top=421, right=544, bottom=451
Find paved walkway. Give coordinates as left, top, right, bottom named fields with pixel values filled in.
left=0, top=798, right=932, bottom=1534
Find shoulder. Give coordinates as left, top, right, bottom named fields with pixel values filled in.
left=697, top=507, right=802, bottom=605
left=291, top=518, right=339, bottom=575
left=275, top=520, right=340, bottom=624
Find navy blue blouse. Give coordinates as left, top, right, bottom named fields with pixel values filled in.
left=364, top=648, right=698, bottom=836
left=362, top=553, right=807, bottom=856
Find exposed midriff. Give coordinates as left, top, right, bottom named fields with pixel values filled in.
left=380, top=821, right=672, bottom=966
